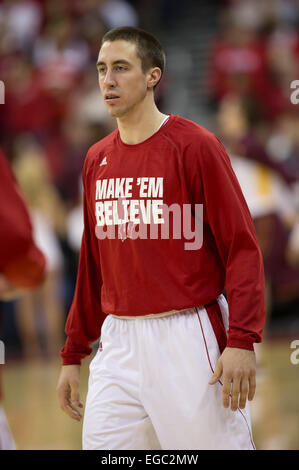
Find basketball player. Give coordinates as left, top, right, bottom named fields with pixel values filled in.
left=0, top=148, right=47, bottom=449
left=57, top=27, right=266, bottom=450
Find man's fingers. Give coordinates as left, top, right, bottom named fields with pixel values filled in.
left=71, top=400, right=83, bottom=408
left=61, top=398, right=83, bottom=421
left=230, top=373, right=241, bottom=411
left=209, top=360, right=223, bottom=385
left=238, top=376, right=249, bottom=409
left=57, top=382, right=82, bottom=421
left=59, top=399, right=82, bottom=421
left=222, top=374, right=232, bottom=408
left=70, top=382, right=83, bottom=408
left=229, top=371, right=255, bottom=410
left=57, top=382, right=70, bottom=409
left=66, top=404, right=82, bottom=421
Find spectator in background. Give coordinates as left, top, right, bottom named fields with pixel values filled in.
left=265, top=110, right=299, bottom=183
left=206, top=2, right=299, bottom=121
left=98, top=0, right=138, bottom=29
left=0, top=147, right=46, bottom=449
left=44, top=115, right=94, bottom=205
left=10, top=138, right=66, bottom=360
left=3, top=55, right=67, bottom=140
left=0, top=147, right=46, bottom=298
left=0, top=0, right=42, bottom=52
left=205, top=0, right=299, bottom=330
left=66, top=178, right=84, bottom=257
left=215, top=95, right=299, bottom=325
left=207, top=20, right=270, bottom=110
left=216, top=94, right=298, bottom=186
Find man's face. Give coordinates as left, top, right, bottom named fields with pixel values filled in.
left=97, top=40, right=150, bottom=118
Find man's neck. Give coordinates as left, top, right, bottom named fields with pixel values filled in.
left=117, top=101, right=168, bottom=145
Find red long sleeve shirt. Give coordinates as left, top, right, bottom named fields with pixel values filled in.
left=61, top=114, right=266, bottom=365
left=0, top=149, right=46, bottom=288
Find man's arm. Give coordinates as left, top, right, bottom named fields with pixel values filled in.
left=189, top=133, right=266, bottom=409
left=59, top=158, right=105, bottom=366
left=57, top=156, right=106, bottom=419
left=197, top=134, right=266, bottom=348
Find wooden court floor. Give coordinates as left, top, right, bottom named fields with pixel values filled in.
left=1, top=338, right=299, bottom=450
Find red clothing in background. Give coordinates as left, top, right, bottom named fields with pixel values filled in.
left=0, top=149, right=46, bottom=288
left=0, top=148, right=46, bottom=401
left=209, top=37, right=268, bottom=101
left=61, top=114, right=266, bottom=365
left=208, top=36, right=287, bottom=118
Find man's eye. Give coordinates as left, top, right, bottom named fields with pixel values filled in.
left=116, top=66, right=126, bottom=71
left=98, top=68, right=106, bottom=74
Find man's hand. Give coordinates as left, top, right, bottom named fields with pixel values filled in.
left=209, top=347, right=256, bottom=411
left=56, top=365, right=83, bottom=421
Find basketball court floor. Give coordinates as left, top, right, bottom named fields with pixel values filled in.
left=1, top=337, right=299, bottom=450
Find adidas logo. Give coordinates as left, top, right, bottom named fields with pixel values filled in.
left=100, top=156, right=107, bottom=166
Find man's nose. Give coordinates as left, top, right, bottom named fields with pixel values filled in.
left=104, top=70, right=116, bottom=86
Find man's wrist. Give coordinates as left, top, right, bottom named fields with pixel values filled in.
left=226, top=338, right=254, bottom=351
left=61, top=356, right=82, bottom=366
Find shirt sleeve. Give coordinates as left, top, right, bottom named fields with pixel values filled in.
left=189, top=133, right=266, bottom=350
left=60, top=157, right=106, bottom=365
left=0, top=150, right=46, bottom=288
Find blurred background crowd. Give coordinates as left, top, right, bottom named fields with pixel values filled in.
left=0, top=0, right=298, bottom=449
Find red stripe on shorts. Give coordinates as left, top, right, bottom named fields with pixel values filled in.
left=204, top=298, right=227, bottom=354
left=196, top=302, right=256, bottom=450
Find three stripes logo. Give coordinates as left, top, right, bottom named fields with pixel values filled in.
left=100, top=156, right=108, bottom=166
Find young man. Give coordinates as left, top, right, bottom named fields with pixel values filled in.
left=57, top=27, right=266, bottom=450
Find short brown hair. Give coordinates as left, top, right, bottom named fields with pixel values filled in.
left=101, top=26, right=166, bottom=88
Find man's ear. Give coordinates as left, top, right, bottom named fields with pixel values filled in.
left=147, top=67, right=162, bottom=89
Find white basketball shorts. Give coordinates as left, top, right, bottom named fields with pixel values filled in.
left=82, top=294, right=255, bottom=450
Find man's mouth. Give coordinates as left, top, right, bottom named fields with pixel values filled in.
left=105, top=94, right=120, bottom=103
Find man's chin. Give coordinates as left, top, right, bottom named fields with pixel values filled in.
left=109, top=110, right=121, bottom=118
left=106, top=106, right=127, bottom=119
